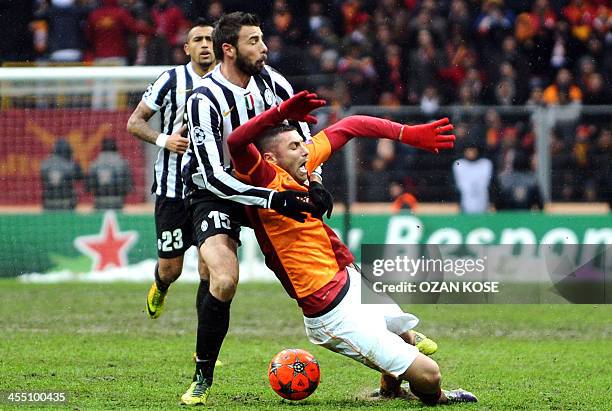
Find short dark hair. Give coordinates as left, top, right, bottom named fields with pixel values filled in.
left=212, top=12, right=260, bottom=62
left=186, top=17, right=215, bottom=42
left=254, top=124, right=297, bottom=153
left=191, top=17, right=215, bottom=30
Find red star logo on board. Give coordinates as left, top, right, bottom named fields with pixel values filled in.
left=74, top=211, right=138, bottom=271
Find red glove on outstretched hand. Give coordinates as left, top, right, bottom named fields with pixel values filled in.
left=277, top=91, right=327, bottom=124
left=399, top=117, right=456, bottom=153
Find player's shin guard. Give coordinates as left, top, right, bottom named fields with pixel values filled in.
left=195, top=291, right=231, bottom=385
left=410, top=387, right=442, bottom=406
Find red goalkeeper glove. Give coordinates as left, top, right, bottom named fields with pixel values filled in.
left=277, top=90, right=327, bottom=124
left=399, top=117, right=456, bottom=153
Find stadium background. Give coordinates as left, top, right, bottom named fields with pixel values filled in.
left=0, top=2, right=610, bottom=409
left=0, top=0, right=609, bottom=277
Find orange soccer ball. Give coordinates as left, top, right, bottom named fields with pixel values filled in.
left=268, top=348, right=320, bottom=400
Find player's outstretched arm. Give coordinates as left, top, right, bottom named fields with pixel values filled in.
left=323, top=116, right=456, bottom=154
left=127, top=101, right=189, bottom=154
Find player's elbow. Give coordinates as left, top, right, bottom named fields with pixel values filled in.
left=126, top=114, right=139, bottom=135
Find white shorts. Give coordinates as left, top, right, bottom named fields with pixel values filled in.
left=303, top=266, right=420, bottom=377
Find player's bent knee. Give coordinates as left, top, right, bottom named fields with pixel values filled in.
left=401, top=353, right=441, bottom=390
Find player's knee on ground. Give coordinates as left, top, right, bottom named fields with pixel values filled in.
left=158, top=257, right=183, bottom=282
left=400, top=353, right=441, bottom=404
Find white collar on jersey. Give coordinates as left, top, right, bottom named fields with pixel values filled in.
left=211, top=63, right=263, bottom=93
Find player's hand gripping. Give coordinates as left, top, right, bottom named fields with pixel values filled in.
left=277, top=91, right=327, bottom=124
left=399, top=117, right=456, bottom=153
left=270, top=190, right=317, bottom=223
left=308, top=181, right=333, bottom=219
left=164, top=124, right=190, bottom=154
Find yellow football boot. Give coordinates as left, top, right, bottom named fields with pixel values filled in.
left=146, top=282, right=167, bottom=319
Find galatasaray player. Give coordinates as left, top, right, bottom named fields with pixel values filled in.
left=226, top=91, right=477, bottom=405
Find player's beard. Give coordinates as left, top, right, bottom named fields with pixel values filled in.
left=235, top=48, right=265, bottom=76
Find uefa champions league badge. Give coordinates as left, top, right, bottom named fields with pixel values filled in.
left=264, top=88, right=274, bottom=106
left=192, top=127, right=206, bottom=145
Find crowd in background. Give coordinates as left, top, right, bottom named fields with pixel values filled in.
left=1, top=0, right=610, bottom=206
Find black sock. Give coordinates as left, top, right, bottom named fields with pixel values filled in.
left=194, top=291, right=231, bottom=385
left=195, top=279, right=210, bottom=312
left=411, top=387, right=442, bottom=405
left=154, top=263, right=170, bottom=292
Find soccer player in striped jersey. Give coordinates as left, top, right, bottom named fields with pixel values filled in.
left=127, top=19, right=215, bottom=319
left=226, top=91, right=477, bottom=405
left=179, top=12, right=332, bottom=405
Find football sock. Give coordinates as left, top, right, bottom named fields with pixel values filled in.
left=195, top=279, right=210, bottom=312
left=154, top=263, right=170, bottom=292
left=195, top=291, right=231, bottom=385
left=410, top=387, right=442, bottom=405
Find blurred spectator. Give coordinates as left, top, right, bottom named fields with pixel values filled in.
left=569, top=125, right=597, bottom=200
left=582, top=72, right=610, bottom=105
left=484, top=109, right=504, bottom=154
left=420, top=85, right=441, bottom=116
left=406, top=29, right=445, bottom=104
left=549, top=130, right=572, bottom=200
left=543, top=68, right=583, bottom=105
left=377, top=44, right=405, bottom=102
left=495, top=126, right=521, bottom=176
left=307, top=1, right=331, bottom=35
left=562, top=0, right=597, bottom=41
left=266, top=34, right=304, bottom=76
left=340, top=0, right=369, bottom=34
left=453, top=143, right=493, bottom=213
left=45, top=0, right=88, bottom=62
left=265, top=0, right=303, bottom=45
left=122, top=0, right=148, bottom=20
left=526, top=83, right=545, bottom=107
left=40, top=138, right=83, bottom=210
left=474, top=0, right=515, bottom=63
left=337, top=41, right=377, bottom=105
left=304, top=42, right=324, bottom=75
left=85, top=0, right=152, bottom=64
left=205, top=1, right=224, bottom=22
left=151, top=0, right=188, bottom=48
left=0, top=0, right=34, bottom=62
left=494, top=77, right=517, bottom=105
left=591, top=128, right=611, bottom=205
left=495, top=152, right=544, bottom=210
left=86, top=138, right=132, bottom=210
left=359, top=157, right=392, bottom=202
left=448, top=0, right=472, bottom=36
left=131, top=32, right=172, bottom=65
left=390, top=181, right=418, bottom=213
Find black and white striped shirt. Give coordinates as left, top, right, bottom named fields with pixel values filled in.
left=142, top=62, right=203, bottom=199
left=182, top=64, right=311, bottom=206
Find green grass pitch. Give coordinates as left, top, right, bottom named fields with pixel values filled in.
left=1, top=280, right=610, bottom=410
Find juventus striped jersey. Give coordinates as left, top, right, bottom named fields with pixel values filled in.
left=142, top=62, right=203, bottom=199
left=181, top=64, right=311, bottom=206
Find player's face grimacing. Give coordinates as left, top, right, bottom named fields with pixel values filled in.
left=235, top=26, right=268, bottom=76
left=264, top=131, right=309, bottom=183
left=185, top=25, right=214, bottom=69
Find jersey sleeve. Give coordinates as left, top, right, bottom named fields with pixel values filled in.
left=142, top=70, right=173, bottom=112
left=185, top=90, right=276, bottom=207
left=305, top=130, right=332, bottom=173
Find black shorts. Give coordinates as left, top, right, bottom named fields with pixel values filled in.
left=187, top=195, right=247, bottom=247
left=155, top=196, right=194, bottom=259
